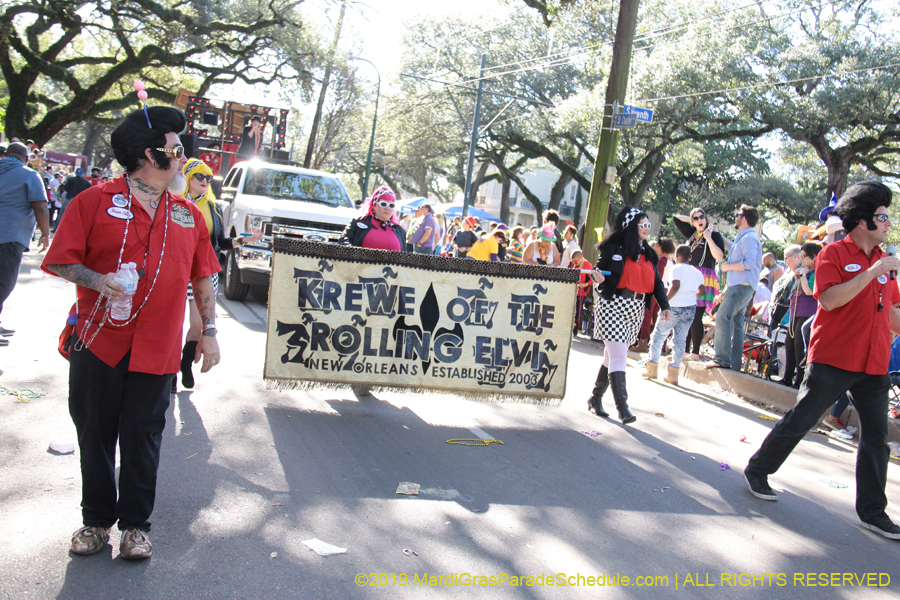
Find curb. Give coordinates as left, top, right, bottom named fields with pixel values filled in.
left=627, top=350, right=900, bottom=446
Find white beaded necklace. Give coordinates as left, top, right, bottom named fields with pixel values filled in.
left=75, top=178, right=170, bottom=350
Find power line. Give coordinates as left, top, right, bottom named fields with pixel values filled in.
left=633, top=61, right=900, bottom=104
left=451, top=0, right=847, bottom=85
left=471, top=0, right=777, bottom=78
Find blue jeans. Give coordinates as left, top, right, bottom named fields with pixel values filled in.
left=648, top=305, right=695, bottom=368
left=747, top=362, right=890, bottom=521
left=714, top=284, right=755, bottom=369
left=413, top=245, right=433, bottom=254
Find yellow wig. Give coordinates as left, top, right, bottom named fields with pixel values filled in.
left=182, top=159, right=215, bottom=208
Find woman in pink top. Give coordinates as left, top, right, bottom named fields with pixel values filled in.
left=339, top=186, right=408, bottom=251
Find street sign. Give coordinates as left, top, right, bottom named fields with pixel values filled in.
left=622, top=105, right=654, bottom=123
left=613, top=113, right=638, bottom=128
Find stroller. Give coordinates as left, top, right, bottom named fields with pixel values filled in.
left=740, top=301, right=784, bottom=379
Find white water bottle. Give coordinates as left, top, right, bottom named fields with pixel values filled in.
left=110, top=263, right=137, bottom=320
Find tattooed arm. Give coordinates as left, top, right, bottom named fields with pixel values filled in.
left=191, top=276, right=220, bottom=372
left=45, top=263, right=124, bottom=297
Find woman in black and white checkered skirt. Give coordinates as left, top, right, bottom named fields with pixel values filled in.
left=588, top=206, right=671, bottom=423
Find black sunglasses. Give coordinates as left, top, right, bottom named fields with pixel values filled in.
left=692, top=214, right=706, bottom=221
left=193, top=173, right=213, bottom=183
left=735, top=212, right=744, bottom=219
left=874, top=214, right=890, bottom=223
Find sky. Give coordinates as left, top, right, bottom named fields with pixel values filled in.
left=219, top=0, right=512, bottom=107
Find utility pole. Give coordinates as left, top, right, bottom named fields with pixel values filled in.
left=582, top=0, right=640, bottom=265
left=461, top=54, right=486, bottom=218
left=304, top=0, right=346, bottom=169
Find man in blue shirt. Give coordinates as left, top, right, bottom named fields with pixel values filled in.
left=0, top=142, right=50, bottom=343
left=707, top=204, right=763, bottom=370
left=410, top=204, right=436, bottom=254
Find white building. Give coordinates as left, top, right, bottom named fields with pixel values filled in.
left=470, top=166, right=584, bottom=229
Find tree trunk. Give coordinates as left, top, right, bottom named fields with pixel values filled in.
left=808, top=134, right=851, bottom=198
left=81, top=122, right=105, bottom=166
left=549, top=171, right=572, bottom=212
left=304, top=0, right=346, bottom=168
left=500, top=170, right=511, bottom=224
left=468, top=161, right=490, bottom=206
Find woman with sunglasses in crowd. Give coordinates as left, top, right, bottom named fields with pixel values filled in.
left=672, top=208, right=725, bottom=360
left=340, top=185, right=407, bottom=251
left=588, top=206, right=670, bottom=424
left=175, top=159, right=262, bottom=391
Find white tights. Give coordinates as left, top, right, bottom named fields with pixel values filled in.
left=602, top=341, right=628, bottom=373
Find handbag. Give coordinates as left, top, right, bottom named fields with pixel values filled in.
left=58, top=303, right=78, bottom=361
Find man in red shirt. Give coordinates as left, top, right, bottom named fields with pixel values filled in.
left=744, top=181, right=900, bottom=540
left=43, top=107, right=220, bottom=559
left=87, top=167, right=105, bottom=186
left=199, top=142, right=222, bottom=176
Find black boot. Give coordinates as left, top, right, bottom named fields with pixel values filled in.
left=587, top=365, right=610, bottom=418
left=181, top=341, right=197, bottom=389
left=610, top=371, right=636, bottom=424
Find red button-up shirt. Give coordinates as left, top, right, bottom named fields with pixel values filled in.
left=808, top=235, right=900, bottom=375
left=42, top=176, right=219, bottom=375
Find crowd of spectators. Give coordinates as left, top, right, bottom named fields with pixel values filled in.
left=0, top=137, right=109, bottom=231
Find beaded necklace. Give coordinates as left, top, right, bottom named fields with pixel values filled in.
left=689, top=230, right=708, bottom=266
left=75, top=179, right=170, bottom=351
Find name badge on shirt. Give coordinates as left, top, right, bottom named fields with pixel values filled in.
left=111, top=194, right=128, bottom=208
left=844, top=263, right=862, bottom=272
left=170, top=205, right=195, bottom=228
left=878, top=274, right=888, bottom=284
left=612, top=254, right=623, bottom=261
left=107, top=206, right=133, bottom=220
left=356, top=222, right=368, bottom=229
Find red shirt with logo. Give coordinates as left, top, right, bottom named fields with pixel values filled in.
left=617, top=255, right=655, bottom=294
left=808, top=235, right=900, bottom=375
left=42, top=176, right=219, bottom=375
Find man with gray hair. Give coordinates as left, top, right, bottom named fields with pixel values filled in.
left=768, top=244, right=802, bottom=333
left=0, top=142, right=50, bottom=343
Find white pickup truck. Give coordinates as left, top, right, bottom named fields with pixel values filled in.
left=218, top=161, right=357, bottom=300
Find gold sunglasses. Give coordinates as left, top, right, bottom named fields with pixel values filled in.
left=154, top=145, right=185, bottom=160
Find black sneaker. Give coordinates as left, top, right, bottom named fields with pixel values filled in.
left=860, top=514, right=900, bottom=540
left=743, top=468, right=777, bottom=501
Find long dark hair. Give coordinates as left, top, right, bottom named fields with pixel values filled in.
left=599, top=205, right=649, bottom=262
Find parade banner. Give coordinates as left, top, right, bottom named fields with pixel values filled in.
left=264, top=239, right=580, bottom=405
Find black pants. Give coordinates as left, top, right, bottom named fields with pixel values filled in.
left=0, top=241, right=25, bottom=320
left=69, top=340, right=173, bottom=531
left=783, top=315, right=810, bottom=387
left=747, top=362, right=891, bottom=521
left=685, top=306, right=705, bottom=354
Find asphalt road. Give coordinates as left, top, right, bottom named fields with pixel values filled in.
left=0, top=247, right=898, bottom=600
